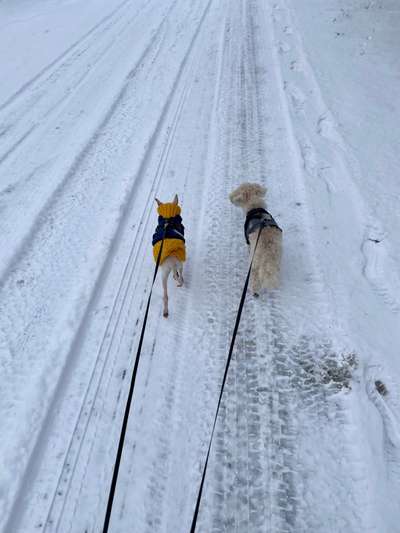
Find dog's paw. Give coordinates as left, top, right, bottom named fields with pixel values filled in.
left=253, top=292, right=260, bottom=298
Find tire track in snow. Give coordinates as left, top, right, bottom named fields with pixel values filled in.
left=6, top=1, right=219, bottom=532
left=0, top=2, right=170, bottom=287
left=261, top=301, right=365, bottom=532
left=0, top=124, right=37, bottom=166
left=47, top=48, right=196, bottom=525
left=0, top=0, right=166, bottom=170
left=195, top=1, right=276, bottom=530
left=63, top=2, right=230, bottom=529
left=1, top=1, right=216, bottom=531
left=190, top=5, right=247, bottom=531
left=197, top=0, right=373, bottom=530
left=0, top=0, right=134, bottom=113
left=105, top=3, right=238, bottom=529
left=197, top=146, right=237, bottom=532
left=209, top=3, right=268, bottom=530
left=2, top=11, right=169, bottom=529
left=195, top=0, right=277, bottom=528
left=146, top=13, right=241, bottom=526
left=114, top=4, right=233, bottom=531
left=0, top=3, right=137, bottom=167
left=147, top=5, right=245, bottom=530
left=97, top=45, right=207, bottom=533
left=0, top=0, right=172, bottom=280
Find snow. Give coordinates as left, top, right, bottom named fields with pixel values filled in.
left=0, top=0, right=399, bottom=531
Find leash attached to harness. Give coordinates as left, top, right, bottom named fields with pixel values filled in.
left=102, top=224, right=168, bottom=533
left=189, top=226, right=264, bottom=533
left=152, top=202, right=186, bottom=265
left=244, top=207, right=281, bottom=245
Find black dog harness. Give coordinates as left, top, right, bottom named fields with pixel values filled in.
left=244, top=208, right=281, bottom=245
left=152, top=214, right=185, bottom=246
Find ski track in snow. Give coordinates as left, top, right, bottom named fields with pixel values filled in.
left=1, top=0, right=400, bottom=531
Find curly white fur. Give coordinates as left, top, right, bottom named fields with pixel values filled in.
left=230, top=183, right=282, bottom=295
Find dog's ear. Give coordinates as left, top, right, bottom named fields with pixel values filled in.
left=155, top=198, right=162, bottom=206
left=229, top=188, right=244, bottom=206
left=172, top=194, right=178, bottom=205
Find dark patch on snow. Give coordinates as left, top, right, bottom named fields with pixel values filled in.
left=375, top=379, right=388, bottom=396
left=288, top=337, right=358, bottom=393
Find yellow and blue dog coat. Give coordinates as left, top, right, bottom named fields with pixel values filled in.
left=152, top=203, right=186, bottom=265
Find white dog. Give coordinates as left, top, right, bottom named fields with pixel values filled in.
left=229, top=183, right=282, bottom=296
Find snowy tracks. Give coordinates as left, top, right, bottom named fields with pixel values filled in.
left=2, top=0, right=399, bottom=531
left=0, top=0, right=166, bottom=278
left=265, top=0, right=397, bottom=529
left=0, top=1, right=218, bottom=531
left=270, top=0, right=400, bottom=322
left=196, top=0, right=377, bottom=530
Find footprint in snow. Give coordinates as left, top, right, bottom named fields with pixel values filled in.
left=365, top=366, right=400, bottom=484
left=277, top=41, right=291, bottom=54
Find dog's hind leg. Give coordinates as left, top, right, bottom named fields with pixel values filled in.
left=264, top=269, right=279, bottom=290
left=250, top=266, right=262, bottom=297
left=161, top=263, right=171, bottom=318
left=172, top=259, right=184, bottom=287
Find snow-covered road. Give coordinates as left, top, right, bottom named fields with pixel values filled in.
left=1, top=0, right=399, bottom=531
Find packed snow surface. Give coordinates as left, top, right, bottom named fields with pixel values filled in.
left=0, top=0, right=399, bottom=531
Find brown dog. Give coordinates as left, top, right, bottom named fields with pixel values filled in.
left=230, top=183, right=282, bottom=296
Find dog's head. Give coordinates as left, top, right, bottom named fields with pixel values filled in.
left=155, top=194, right=182, bottom=218
left=229, top=183, right=267, bottom=209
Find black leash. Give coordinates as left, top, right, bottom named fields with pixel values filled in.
left=102, top=226, right=167, bottom=533
left=189, top=226, right=263, bottom=533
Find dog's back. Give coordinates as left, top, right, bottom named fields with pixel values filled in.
left=255, top=226, right=282, bottom=289
left=152, top=200, right=186, bottom=265
left=229, top=182, right=282, bottom=295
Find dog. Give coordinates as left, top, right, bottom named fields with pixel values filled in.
left=229, top=183, right=282, bottom=296
left=152, top=194, right=185, bottom=317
